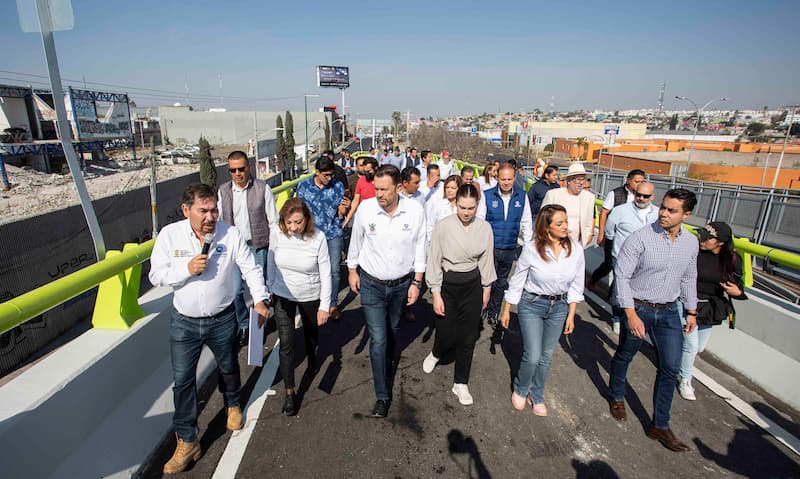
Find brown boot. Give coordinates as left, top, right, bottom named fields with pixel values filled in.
left=163, top=434, right=201, bottom=474
left=227, top=406, right=244, bottom=431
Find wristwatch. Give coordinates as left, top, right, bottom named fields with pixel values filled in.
left=411, top=279, right=423, bottom=288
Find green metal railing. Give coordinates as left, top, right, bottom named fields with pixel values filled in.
left=1, top=159, right=797, bottom=337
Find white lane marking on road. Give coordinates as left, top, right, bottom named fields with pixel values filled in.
left=212, top=339, right=281, bottom=479
left=693, top=369, right=800, bottom=457
left=586, top=289, right=800, bottom=457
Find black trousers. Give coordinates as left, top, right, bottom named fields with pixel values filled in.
left=433, top=269, right=482, bottom=384
left=591, top=239, right=614, bottom=284
left=274, top=295, right=320, bottom=390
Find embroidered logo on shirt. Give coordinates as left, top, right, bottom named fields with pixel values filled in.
left=403, top=223, right=411, bottom=231
left=216, top=245, right=225, bottom=253
left=514, top=201, right=521, bottom=208
left=368, top=223, right=376, bottom=233
left=491, top=200, right=499, bottom=208
left=174, top=249, right=193, bottom=257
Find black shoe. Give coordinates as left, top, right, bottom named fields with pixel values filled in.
left=238, top=328, right=249, bottom=347
left=282, top=393, right=297, bottom=416
left=371, top=400, right=390, bottom=418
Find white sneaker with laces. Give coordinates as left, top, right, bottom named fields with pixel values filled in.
left=452, top=383, right=474, bottom=405
left=678, top=379, right=696, bottom=401
left=422, top=352, right=439, bottom=374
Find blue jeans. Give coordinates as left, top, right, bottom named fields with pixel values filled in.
left=488, top=248, right=517, bottom=318
left=359, top=272, right=410, bottom=401
left=679, top=306, right=713, bottom=381
left=514, top=293, right=569, bottom=404
left=234, top=247, right=268, bottom=329
left=608, top=301, right=683, bottom=429
left=170, top=304, right=240, bottom=442
left=328, top=236, right=343, bottom=309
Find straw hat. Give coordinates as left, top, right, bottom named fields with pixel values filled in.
left=564, top=162, right=589, bottom=178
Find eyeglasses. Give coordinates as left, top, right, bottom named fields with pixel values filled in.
left=229, top=167, right=247, bottom=173
left=635, top=193, right=652, bottom=199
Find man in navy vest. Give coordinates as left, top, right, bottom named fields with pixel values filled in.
left=484, top=163, right=533, bottom=349
left=590, top=169, right=646, bottom=289
left=218, top=150, right=277, bottom=345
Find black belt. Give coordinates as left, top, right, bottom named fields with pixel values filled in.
left=360, top=269, right=412, bottom=287
left=634, top=299, right=674, bottom=309
left=179, top=302, right=235, bottom=320
left=528, top=292, right=568, bottom=301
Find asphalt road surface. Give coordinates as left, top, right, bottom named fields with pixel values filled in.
left=143, top=283, right=800, bottom=478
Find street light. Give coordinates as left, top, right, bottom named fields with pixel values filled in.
left=304, top=94, right=320, bottom=172
left=674, top=95, right=727, bottom=175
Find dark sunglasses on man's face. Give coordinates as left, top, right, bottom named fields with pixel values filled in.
left=635, top=193, right=652, bottom=199
left=229, top=167, right=247, bottom=173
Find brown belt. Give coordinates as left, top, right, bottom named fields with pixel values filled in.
left=634, top=299, right=674, bottom=309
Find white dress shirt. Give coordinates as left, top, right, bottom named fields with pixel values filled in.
left=604, top=202, right=659, bottom=258
left=602, top=188, right=634, bottom=210
left=267, top=227, right=331, bottom=311
left=218, top=180, right=278, bottom=243
left=436, top=159, right=458, bottom=180
left=347, top=197, right=427, bottom=280
left=149, top=220, right=270, bottom=317
left=504, top=239, right=585, bottom=305
left=476, top=177, right=497, bottom=191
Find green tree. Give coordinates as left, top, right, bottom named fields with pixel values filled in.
left=324, top=116, right=332, bottom=151
left=198, top=136, right=216, bottom=188
left=746, top=122, right=766, bottom=137
left=669, top=113, right=679, bottom=130
left=285, top=111, right=296, bottom=172
left=276, top=115, right=287, bottom=173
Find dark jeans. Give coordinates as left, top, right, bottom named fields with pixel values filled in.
left=608, top=301, right=683, bottom=429
left=590, top=239, right=614, bottom=284
left=359, top=272, right=411, bottom=401
left=234, top=247, right=268, bottom=329
left=170, top=304, right=240, bottom=442
left=487, top=248, right=517, bottom=318
left=274, top=295, right=320, bottom=390
left=433, top=269, right=482, bottom=384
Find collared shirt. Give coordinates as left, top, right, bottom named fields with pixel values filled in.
left=379, top=154, right=392, bottom=165
left=267, top=227, right=331, bottom=311
left=527, top=179, right=559, bottom=221
left=436, top=159, right=457, bottom=180
left=418, top=165, right=429, bottom=184
left=504, top=239, right=585, bottom=305
left=347, top=197, right=427, bottom=280
left=400, top=189, right=427, bottom=210
left=218, top=179, right=277, bottom=243
left=296, top=176, right=345, bottom=240
left=615, top=222, right=699, bottom=310
left=603, top=188, right=634, bottom=210
left=476, top=177, right=497, bottom=192
left=425, top=197, right=487, bottom=246
left=149, top=220, right=269, bottom=317
left=497, top=189, right=533, bottom=242
left=604, top=202, right=659, bottom=257
left=418, top=181, right=441, bottom=203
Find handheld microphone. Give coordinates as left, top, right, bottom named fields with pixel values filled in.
left=201, top=233, right=214, bottom=255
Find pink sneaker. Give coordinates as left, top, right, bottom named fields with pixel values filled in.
left=532, top=403, right=548, bottom=416
left=511, top=392, right=526, bottom=410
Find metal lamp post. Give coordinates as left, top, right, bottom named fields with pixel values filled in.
left=304, top=94, right=319, bottom=172
left=675, top=96, right=727, bottom=175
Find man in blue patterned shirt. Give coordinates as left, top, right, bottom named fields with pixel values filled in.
left=296, top=157, right=350, bottom=320
left=607, top=188, right=699, bottom=453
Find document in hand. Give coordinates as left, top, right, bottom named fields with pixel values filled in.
left=247, top=307, right=264, bottom=367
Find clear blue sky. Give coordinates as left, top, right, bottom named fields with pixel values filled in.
left=2, top=0, right=798, bottom=118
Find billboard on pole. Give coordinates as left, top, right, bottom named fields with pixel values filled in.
left=316, top=66, right=350, bottom=88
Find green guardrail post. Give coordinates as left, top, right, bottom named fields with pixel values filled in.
left=92, top=243, right=147, bottom=329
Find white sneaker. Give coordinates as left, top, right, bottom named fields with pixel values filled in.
left=452, top=383, right=474, bottom=405
left=422, top=352, right=439, bottom=374
left=612, top=322, right=621, bottom=334
left=678, top=379, right=696, bottom=401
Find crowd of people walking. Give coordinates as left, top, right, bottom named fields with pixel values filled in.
left=148, top=144, right=738, bottom=472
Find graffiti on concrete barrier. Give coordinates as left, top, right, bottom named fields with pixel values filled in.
left=48, top=252, right=96, bottom=279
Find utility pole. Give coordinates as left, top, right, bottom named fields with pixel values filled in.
left=253, top=111, right=259, bottom=174
left=406, top=110, right=410, bottom=145
left=149, top=138, right=158, bottom=236
left=772, top=106, right=798, bottom=189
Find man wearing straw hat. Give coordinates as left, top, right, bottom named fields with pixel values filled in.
left=540, top=162, right=596, bottom=247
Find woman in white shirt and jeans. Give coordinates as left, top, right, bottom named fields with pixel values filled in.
left=267, top=198, right=331, bottom=416
left=499, top=204, right=584, bottom=416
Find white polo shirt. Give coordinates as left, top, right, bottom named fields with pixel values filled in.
left=149, top=219, right=270, bottom=317
left=347, top=197, right=427, bottom=280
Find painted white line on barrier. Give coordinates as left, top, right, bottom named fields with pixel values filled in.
left=587, top=288, right=800, bottom=457
left=212, top=338, right=281, bottom=479
left=693, top=369, right=800, bottom=457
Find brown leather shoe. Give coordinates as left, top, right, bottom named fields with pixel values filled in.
left=646, top=426, right=691, bottom=452
left=329, top=307, right=341, bottom=321
left=226, top=406, right=244, bottom=431
left=609, top=400, right=627, bottom=421
left=163, top=434, right=201, bottom=474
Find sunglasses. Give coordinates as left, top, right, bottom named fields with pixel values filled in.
left=635, top=193, right=652, bottom=198
left=229, top=167, right=247, bottom=173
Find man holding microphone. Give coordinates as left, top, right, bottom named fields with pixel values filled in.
left=150, top=183, right=271, bottom=474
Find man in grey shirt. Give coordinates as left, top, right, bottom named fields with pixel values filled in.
left=607, top=188, right=699, bottom=453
